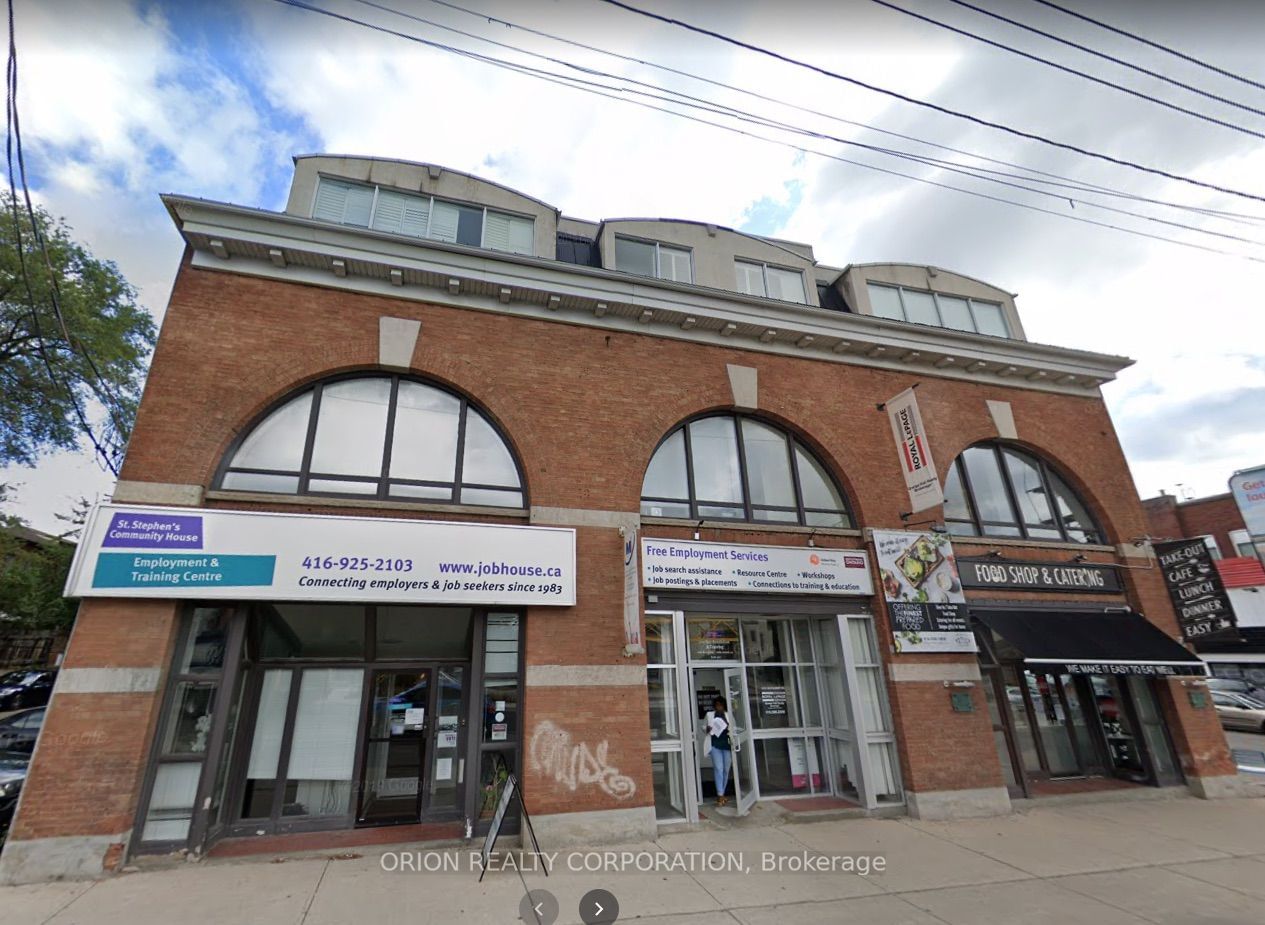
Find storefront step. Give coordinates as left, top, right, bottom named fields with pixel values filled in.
left=1011, top=783, right=1192, bottom=810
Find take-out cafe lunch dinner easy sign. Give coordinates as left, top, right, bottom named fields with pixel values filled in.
left=65, top=503, right=576, bottom=606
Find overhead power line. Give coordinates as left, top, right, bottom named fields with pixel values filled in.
left=1030, top=0, right=1265, bottom=93
left=420, top=0, right=1265, bottom=225
left=597, top=0, right=1265, bottom=204
left=870, top=0, right=1265, bottom=141
left=943, top=0, right=1265, bottom=120
left=5, top=0, right=119, bottom=473
left=267, top=0, right=1265, bottom=263
left=353, top=0, right=1265, bottom=248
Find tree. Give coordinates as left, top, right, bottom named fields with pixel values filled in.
left=0, top=523, right=76, bottom=631
left=0, top=193, right=155, bottom=472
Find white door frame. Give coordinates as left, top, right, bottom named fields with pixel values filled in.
left=647, top=609, right=699, bottom=825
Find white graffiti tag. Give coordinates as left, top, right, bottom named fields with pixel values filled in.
left=529, top=720, right=637, bottom=800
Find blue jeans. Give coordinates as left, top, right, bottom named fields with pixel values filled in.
left=712, top=746, right=732, bottom=797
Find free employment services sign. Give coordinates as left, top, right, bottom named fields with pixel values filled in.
left=641, top=537, right=873, bottom=595
left=66, top=503, right=575, bottom=606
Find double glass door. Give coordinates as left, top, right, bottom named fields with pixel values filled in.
left=359, top=666, right=467, bottom=825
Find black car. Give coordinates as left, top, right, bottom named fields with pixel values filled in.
left=0, top=707, right=45, bottom=756
left=0, top=751, right=28, bottom=833
left=0, top=668, right=57, bottom=710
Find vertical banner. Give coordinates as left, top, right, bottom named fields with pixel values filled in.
left=886, top=387, right=943, bottom=513
left=622, top=527, right=644, bottom=653
left=1154, top=539, right=1238, bottom=643
left=873, top=529, right=976, bottom=653
left=1230, top=466, right=1265, bottom=562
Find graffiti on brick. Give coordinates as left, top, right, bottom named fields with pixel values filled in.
left=528, top=719, right=636, bottom=800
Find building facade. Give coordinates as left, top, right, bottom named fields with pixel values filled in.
left=0, top=156, right=1240, bottom=883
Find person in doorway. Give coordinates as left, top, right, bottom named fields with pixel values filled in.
left=705, top=696, right=732, bottom=806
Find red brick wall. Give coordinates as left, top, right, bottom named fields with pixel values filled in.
left=21, top=261, right=1234, bottom=850
left=1142, top=492, right=1246, bottom=558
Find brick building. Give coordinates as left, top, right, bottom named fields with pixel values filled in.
left=0, top=156, right=1240, bottom=884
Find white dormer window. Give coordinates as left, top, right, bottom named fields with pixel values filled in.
left=867, top=282, right=1010, bottom=337
left=735, top=260, right=807, bottom=304
left=613, top=236, right=693, bottom=283
left=312, top=177, right=534, bottom=256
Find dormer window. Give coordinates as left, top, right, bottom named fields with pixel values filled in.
left=312, top=178, right=534, bottom=256
left=735, top=260, right=807, bottom=304
left=867, top=283, right=1010, bottom=337
left=614, top=236, right=693, bottom=283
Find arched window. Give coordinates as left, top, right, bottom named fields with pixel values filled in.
left=943, top=443, right=1101, bottom=544
left=640, top=414, right=853, bottom=527
left=216, top=374, right=524, bottom=507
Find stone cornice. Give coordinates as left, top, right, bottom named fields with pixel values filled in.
left=162, top=195, right=1134, bottom=395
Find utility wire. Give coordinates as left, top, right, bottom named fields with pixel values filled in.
left=1030, top=0, right=1265, bottom=93
left=350, top=0, right=1265, bottom=245
left=5, top=0, right=118, bottom=473
left=597, top=0, right=1265, bottom=204
left=870, top=0, right=1265, bottom=141
left=267, top=0, right=1265, bottom=263
left=944, top=0, right=1265, bottom=119
left=420, top=0, right=1265, bottom=225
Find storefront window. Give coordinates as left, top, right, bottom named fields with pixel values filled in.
left=747, top=666, right=800, bottom=729
left=284, top=669, right=362, bottom=816
left=484, top=613, right=519, bottom=674
left=161, top=681, right=217, bottom=755
left=652, top=752, right=687, bottom=820
left=648, top=667, right=680, bottom=739
left=258, top=604, right=365, bottom=659
left=376, top=607, right=472, bottom=660
left=242, top=669, right=292, bottom=819
left=483, top=679, right=519, bottom=744
left=688, top=617, right=740, bottom=661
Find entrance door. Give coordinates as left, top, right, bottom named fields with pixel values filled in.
left=982, top=668, right=1026, bottom=798
left=358, top=670, right=431, bottom=825
left=723, top=668, right=758, bottom=815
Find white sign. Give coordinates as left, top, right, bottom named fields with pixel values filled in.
left=623, top=528, right=644, bottom=652
left=1230, top=466, right=1265, bottom=540
left=66, top=503, right=576, bottom=606
left=404, top=708, right=425, bottom=727
left=641, top=538, right=873, bottom=596
left=872, top=530, right=976, bottom=654
left=886, top=388, right=943, bottom=514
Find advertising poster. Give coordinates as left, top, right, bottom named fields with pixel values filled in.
left=641, top=537, right=873, bottom=595
left=885, top=388, right=943, bottom=514
left=622, top=528, right=644, bottom=653
left=873, top=529, right=976, bottom=654
left=1230, top=466, right=1265, bottom=546
left=66, top=503, right=576, bottom=606
left=1155, top=538, right=1238, bottom=643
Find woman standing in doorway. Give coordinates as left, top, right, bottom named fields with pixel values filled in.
left=706, top=697, right=732, bottom=806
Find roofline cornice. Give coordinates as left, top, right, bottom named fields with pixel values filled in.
left=161, top=195, right=1134, bottom=394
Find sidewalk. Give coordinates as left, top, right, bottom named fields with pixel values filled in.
left=5, top=794, right=1265, bottom=925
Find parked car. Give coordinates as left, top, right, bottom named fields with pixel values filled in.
left=0, top=751, right=28, bottom=833
left=0, top=707, right=45, bottom=755
left=1211, top=691, right=1265, bottom=733
left=1206, top=677, right=1265, bottom=699
left=0, top=669, right=57, bottom=711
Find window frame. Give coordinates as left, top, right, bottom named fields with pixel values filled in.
left=214, top=372, right=527, bottom=508
left=312, top=176, right=535, bottom=256
left=734, top=259, right=808, bottom=304
left=612, top=234, right=694, bottom=283
left=944, top=442, right=1103, bottom=544
left=640, top=413, right=854, bottom=528
left=866, top=282, right=1010, bottom=337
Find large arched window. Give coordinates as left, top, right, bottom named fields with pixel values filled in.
left=640, top=414, right=853, bottom=527
left=943, top=443, right=1101, bottom=543
left=216, top=374, right=524, bottom=507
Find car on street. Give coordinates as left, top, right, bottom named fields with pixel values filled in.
left=0, top=706, right=46, bottom=755
left=1206, top=677, right=1265, bottom=699
left=0, top=668, right=57, bottom=711
left=1211, top=690, right=1265, bottom=733
left=0, top=750, right=29, bottom=833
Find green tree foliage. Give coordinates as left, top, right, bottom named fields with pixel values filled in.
left=0, top=194, right=155, bottom=470
left=0, top=523, right=76, bottom=631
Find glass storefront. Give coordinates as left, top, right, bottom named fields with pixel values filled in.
left=135, top=603, right=524, bottom=854
left=645, top=606, right=900, bottom=821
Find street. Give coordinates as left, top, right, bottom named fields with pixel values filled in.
left=4, top=794, right=1265, bottom=925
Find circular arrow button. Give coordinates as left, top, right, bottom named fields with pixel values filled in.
left=579, top=888, right=619, bottom=924
left=518, top=889, right=559, bottom=925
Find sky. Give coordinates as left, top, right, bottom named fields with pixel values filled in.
left=2, top=0, right=1263, bottom=533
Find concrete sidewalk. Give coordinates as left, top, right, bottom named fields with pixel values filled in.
left=5, top=794, right=1265, bottom=925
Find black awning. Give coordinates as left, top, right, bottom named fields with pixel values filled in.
left=974, top=609, right=1206, bottom=677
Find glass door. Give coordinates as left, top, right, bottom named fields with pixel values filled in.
left=982, top=669, right=1026, bottom=798
left=358, top=670, right=431, bottom=825
left=724, top=667, right=758, bottom=815
left=428, top=666, right=466, bottom=815
left=646, top=611, right=697, bottom=824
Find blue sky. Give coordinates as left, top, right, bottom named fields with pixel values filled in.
left=4, top=0, right=1264, bottom=531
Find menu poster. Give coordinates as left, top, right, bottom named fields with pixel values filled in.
left=1154, top=538, right=1238, bottom=643
left=873, top=530, right=976, bottom=654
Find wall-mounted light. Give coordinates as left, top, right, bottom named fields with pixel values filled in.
left=986, top=549, right=1005, bottom=559
left=694, top=519, right=704, bottom=541
left=1071, top=553, right=1088, bottom=563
